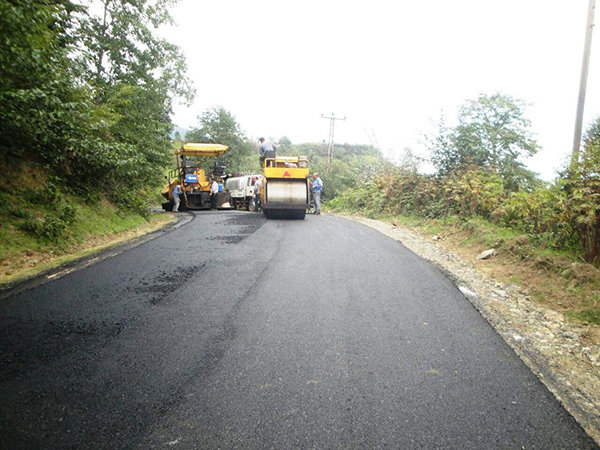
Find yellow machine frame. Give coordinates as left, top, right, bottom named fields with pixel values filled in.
left=162, top=143, right=229, bottom=210
left=260, top=156, right=310, bottom=219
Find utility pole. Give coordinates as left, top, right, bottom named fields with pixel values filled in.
left=321, top=113, right=346, bottom=173
left=571, top=0, right=596, bottom=169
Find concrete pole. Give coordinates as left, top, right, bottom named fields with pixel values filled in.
left=572, top=0, right=596, bottom=169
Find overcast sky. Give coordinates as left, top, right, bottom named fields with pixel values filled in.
left=162, top=0, right=599, bottom=180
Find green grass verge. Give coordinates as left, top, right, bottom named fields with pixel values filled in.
left=0, top=192, right=173, bottom=285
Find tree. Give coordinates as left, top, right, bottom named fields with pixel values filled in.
left=1, top=0, right=195, bottom=214
left=186, top=107, right=256, bottom=173
left=396, top=147, right=423, bottom=174
left=77, top=0, right=193, bottom=104
left=430, top=94, right=539, bottom=191
left=70, top=0, right=194, bottom=204
left=0, top=0, right=87, bottom=161
left=428, top=113, right=457, bottom=176
left=278, top=136, right=293, bottom=154
left=74, top=0, right=194, bottom=187
left=564, top=117, right=600, bottom=266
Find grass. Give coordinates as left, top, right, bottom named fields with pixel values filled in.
left=567, top=309, right=600, bottom=325
left=0, top=192, right=174, bottom=286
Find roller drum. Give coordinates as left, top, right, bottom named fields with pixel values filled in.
left=266, top=180, right=308, bottom=204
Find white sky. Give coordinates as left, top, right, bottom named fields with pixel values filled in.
left=163, top=0, right=599, bottom=180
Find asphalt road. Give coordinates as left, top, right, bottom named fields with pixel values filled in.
left=0, top=211, right=596, bottom=449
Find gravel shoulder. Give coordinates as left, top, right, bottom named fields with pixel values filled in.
left=339, top=214, right=600, bottom=445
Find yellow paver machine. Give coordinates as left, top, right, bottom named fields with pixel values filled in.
left=161, top=143, right=231, bottom=211
left=260, top=156, right=310, bottom=219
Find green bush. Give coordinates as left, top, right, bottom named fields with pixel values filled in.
left=328, top=152, right=598, bottom=266
left=20, top=203, right=78, bottom=242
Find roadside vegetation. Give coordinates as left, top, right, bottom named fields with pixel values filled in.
left=0, top=0, right=190, bottom=282
left=328, top=94, right=600, bottom=325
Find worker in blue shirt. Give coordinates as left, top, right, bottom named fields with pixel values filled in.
left=311, top=173, right=323, bottom=215
left=171, top=184, right=182, bottom=212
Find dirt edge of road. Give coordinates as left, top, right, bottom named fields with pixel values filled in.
left=339, top=214, right=600, bottom=445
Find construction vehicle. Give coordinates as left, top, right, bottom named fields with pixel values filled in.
left=161, top=143, right=232, bottom=211
left=225, top=174, right=262, bottom=210
left=260, top=156, right=310, bottom=219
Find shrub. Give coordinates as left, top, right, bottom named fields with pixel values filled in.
left=20, top=203, right=78, bottom=241
left=563, top=117, right=600, bottom=266
left=443, top=168, right=505, bottom=217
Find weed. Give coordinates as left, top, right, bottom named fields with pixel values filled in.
left=567, top=309, right=600, bottom=325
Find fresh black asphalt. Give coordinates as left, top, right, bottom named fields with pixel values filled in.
left=0, top=211, right=596, bottom=448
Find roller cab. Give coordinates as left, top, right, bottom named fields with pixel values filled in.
left=261, top=156, right=310, bottom=220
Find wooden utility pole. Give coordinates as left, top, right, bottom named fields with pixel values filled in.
left=572, top=0, right=596, bottom=169
left=321, top=113, right=346, bottom=173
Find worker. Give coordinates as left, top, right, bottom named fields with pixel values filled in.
left=210, top=178, right=219, bottom=209
left=311, top=173, right=323, bottom=215
left=171, top=184, right=182, bottom=213
left=253, top=176, right=261, bottom=212
left=259, top=137, right=277, bottom=167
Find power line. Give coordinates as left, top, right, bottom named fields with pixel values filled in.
left=321, top=113, right=346, bottom=173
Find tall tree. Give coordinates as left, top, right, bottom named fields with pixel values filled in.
left=78, top=0, right=193, bottom=103
left=0, top=0, right=86, bottom=161
left=1, top=0, right=195, bottom=211
left=186, top=107, right=256, bottom=173
left=71, top=0, right=195, bottom=195
left=430, top=94, right=539, bottom=191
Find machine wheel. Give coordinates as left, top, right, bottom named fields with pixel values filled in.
left=263, top=209, right=305, bottom=220
left=292, top=209, right=306, bottom=220
left=162, top=201, right=173, bottom=212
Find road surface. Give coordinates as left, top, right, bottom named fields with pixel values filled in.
left=0, top=212, right=596, bottom=448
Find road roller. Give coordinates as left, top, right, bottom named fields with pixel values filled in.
left=260, top=156, right=310, bottom=219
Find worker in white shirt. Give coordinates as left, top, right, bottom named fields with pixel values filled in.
left=252, top=176, right=261, bottom=212
left=210, top=178, right=219, bottom=209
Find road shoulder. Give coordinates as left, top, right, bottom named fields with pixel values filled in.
left=0, top=212, right=187, bottom=300
left=338, top=213, right=600, bottom=445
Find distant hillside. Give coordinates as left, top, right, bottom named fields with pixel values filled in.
left=171, top=125, right=188, bottom=139
left=289, top=142, right=383, bottom=161
left=277, top=141, right=391, bottom=200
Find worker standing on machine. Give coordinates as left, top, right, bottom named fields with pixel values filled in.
left=210, top=178, right=219, bottom=209
left=258, top=137, right=277, bottom=167
left=171, top=184, right=182, bottom=213
left=311, top=173, right=323, bottom=215
left=252, top=176, right=261, bottom=212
